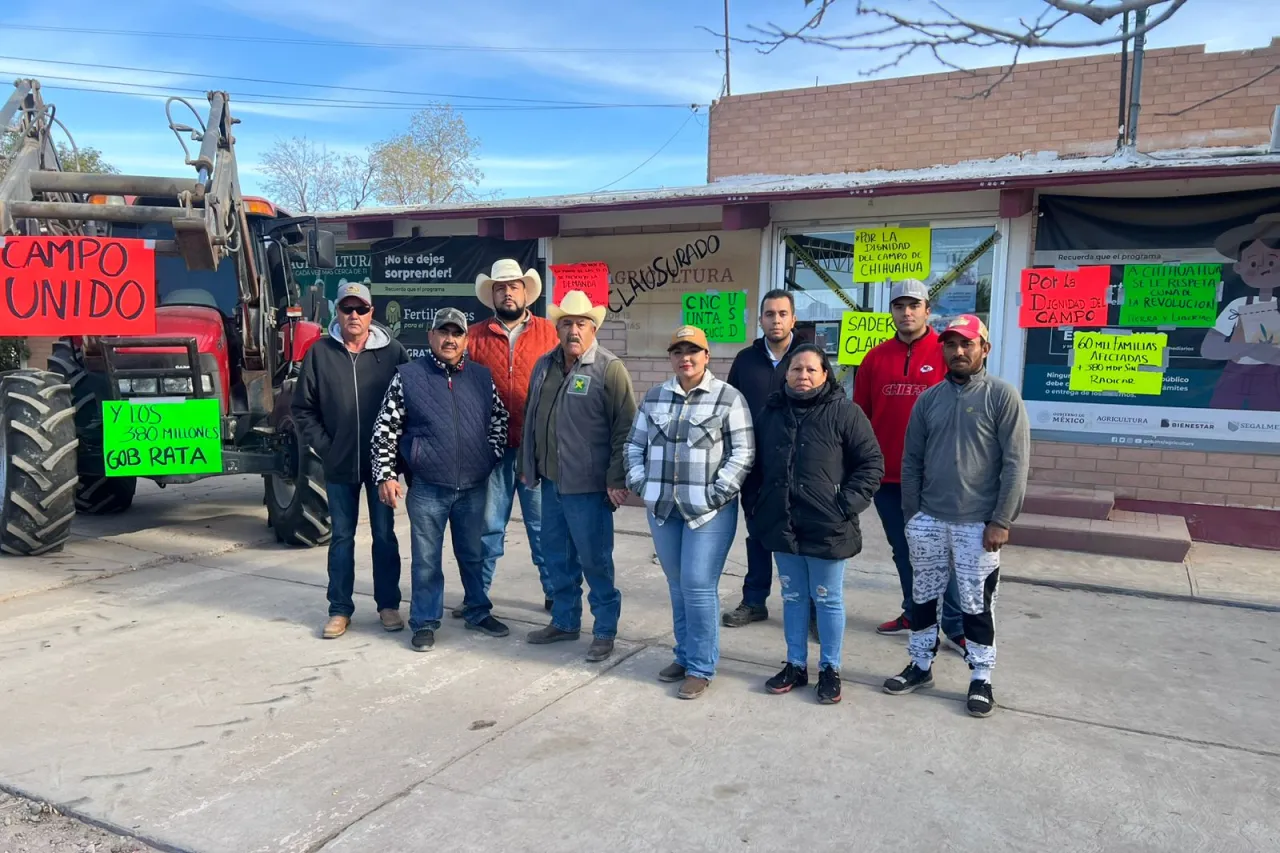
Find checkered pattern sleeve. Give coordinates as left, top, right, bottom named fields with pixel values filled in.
left=623, top=405, right=651, bottom=493
left=371, top=373, right=405, bottom=483
left=711, top=387, right=755, bottom=498
left=488, top=382, right=510, bottom=460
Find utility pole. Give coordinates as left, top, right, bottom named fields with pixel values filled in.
left=723, top=0, right=732, bottom=96
left=1127, top=7, right=1148, bottom=148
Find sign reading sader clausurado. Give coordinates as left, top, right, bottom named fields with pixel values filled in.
left=0, top=236, right=156, bottom=336
left=102, top=398, right=222, bottom=477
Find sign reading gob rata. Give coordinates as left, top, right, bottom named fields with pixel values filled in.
left=549, top=262, right=609, bottom=306
left=852, top=228, right=931, bottom=283
left=0, top=236, right=156, bottom=336
left=838, top=311, right=896, bottom=366
left=102, top=398, right=222, bottom=477
left=682, top=291, right=746, bottom=343
left=1018, top=266, right=1111, bottom=328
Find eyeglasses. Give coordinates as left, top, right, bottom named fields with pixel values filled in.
left=339, top=305, right=372, bottom=316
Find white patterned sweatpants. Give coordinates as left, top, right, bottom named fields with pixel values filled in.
left=904, top=512, right=1001, bottom=681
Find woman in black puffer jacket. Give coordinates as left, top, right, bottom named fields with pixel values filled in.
left=742, top=344, right=884, bottom=704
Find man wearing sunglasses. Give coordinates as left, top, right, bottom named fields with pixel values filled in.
left=294, top=281, right=410, bottom=641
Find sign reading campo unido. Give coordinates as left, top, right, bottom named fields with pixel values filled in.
left=0, top=236, right=157, bottom=336
left=103, top=399, right=223, bottom=477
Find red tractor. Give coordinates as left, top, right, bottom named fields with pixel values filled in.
left=0, top=79, right=333, bottom=554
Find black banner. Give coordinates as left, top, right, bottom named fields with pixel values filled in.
left=1024, top=188, right=1280, bottom=452
left=368, top=236, right=543, bottom=357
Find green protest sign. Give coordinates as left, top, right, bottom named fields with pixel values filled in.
left=681, top=291, right=746, bottom=343
left=1118, top=264, right=1221, bottom=327
left=102, top=398, right=223, bottom=477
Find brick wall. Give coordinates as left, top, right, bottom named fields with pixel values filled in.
left=709, top=39, right=1280, bottom=179
left=23, top=337, right=56, bottom=371
left=1030, top=440, right=1280, bottom=509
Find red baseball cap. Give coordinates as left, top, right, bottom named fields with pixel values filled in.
left=939, top=314, right=989, bottom=342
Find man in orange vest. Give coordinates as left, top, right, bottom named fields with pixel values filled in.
left=464, top=259, right=561, bottom=615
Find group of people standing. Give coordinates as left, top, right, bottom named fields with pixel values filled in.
left=293, top=260, right=1029, bottom=718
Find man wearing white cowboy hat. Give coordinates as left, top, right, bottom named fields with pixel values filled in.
left=464, top=259, right=560, bottom=617
left=518, top=290, right=637, bottom=662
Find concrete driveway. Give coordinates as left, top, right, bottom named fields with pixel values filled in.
left=0, top=477, right=1276, bottom=852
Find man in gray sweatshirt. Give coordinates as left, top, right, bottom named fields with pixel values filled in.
left=881, top=313, right=1029, bottom=718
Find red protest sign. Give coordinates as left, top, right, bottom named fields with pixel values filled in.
left=1018, top=266, right=1111, bottom=328
left=1, top=236, right=157, bottom=336
left=550, top=262, right=609, bottom=306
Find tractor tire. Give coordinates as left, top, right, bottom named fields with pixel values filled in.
left=0, top=370, right=79, bottom=556
left=47, top=339, right=137, bottom=514
left=265, top=414, right=331, bottom=547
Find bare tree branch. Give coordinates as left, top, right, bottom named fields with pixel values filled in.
left=733, top=0, right=1189, bottom=95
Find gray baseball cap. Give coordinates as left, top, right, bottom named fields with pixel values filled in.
left=431, top=307, right=469, bottom=332
left=335, top=281, right=373, bottom=306
left=889, top=279, right=929, bottom=304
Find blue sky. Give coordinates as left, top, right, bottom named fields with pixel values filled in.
left=1, top=0, right=1274, bottom=202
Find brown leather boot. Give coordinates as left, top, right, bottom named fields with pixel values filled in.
left=677, top=676, right=710, bottom=700
left=322, top=615, right=350, bottom=639
left=379, top=609, right=404, bottom=632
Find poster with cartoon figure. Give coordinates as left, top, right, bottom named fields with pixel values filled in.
left=1202, top=213, right=1280, bottom=410
left=1021, top=191, right=1280, bottom=453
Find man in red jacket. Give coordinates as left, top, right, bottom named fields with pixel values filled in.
left=465, top=259, right=561, bottom=615
left=853, top=279, right=964, bottom=651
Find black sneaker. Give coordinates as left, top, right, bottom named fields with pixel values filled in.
left=816, top=666, right=842, bottom=705
left=882, top=663, right=934, bottom=695
left=466, top=615, right=510, bottom=638
left=967, top=680, right=996, bottom=718
left=765, top=662, right=808, bottom=694
left=410, top=629, right=435, bottom=652
left=722, top=603, right=768, bottom=628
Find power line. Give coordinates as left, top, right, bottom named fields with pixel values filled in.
left=11, top=77, right=684, bottom=112
left=0, top=55, right=697, bottom=108
left=591, top=108, right=701, bottom=193
left=6, top=23, right=710, bottom=55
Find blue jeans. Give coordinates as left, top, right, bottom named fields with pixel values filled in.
left=649, top=503, right=738, bottom=680
left=774, top=553, right=846, bottom=671
left=405, top=483, right=491, bottom=632
left=326, top=481, right=401, bottom=618
left=540, top=479, right=620, bottom=640
left=874, top=482, right=964, bottom=640
left=481, top=447, right=548, bottom=597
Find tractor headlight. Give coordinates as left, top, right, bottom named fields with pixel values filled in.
left=163, top=377, right=194, bottom=394
left=201, top=375, right=213, bottom=394
left=132, top=378, right=159, bottom=394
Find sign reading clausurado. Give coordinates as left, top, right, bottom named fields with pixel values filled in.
left=103, top=398, right=223, bottom=477
left=852, top=228, right=931, bottom=283
left=0, top=236, right=156, bottom=336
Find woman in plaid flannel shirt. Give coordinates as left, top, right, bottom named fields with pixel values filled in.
left=625, top=326, right=755, bottom=701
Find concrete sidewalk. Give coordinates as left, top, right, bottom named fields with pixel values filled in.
left=0, top=480, right=1278, bottom=852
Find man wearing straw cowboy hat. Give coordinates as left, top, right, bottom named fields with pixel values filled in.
left=518, top=290, right=637, bottom=662
left=465, top=259, right=560, bottom=616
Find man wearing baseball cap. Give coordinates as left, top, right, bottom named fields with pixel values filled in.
left=371, top=307, right=512, bottom=652
left=881, top=314, right=1029, bottom=718
left=294, top=281, right=409, bottom=641
left=853, top=279, right=966, bottom=652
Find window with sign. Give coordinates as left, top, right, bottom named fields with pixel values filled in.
left=780, top=221, right=999, bottom=393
